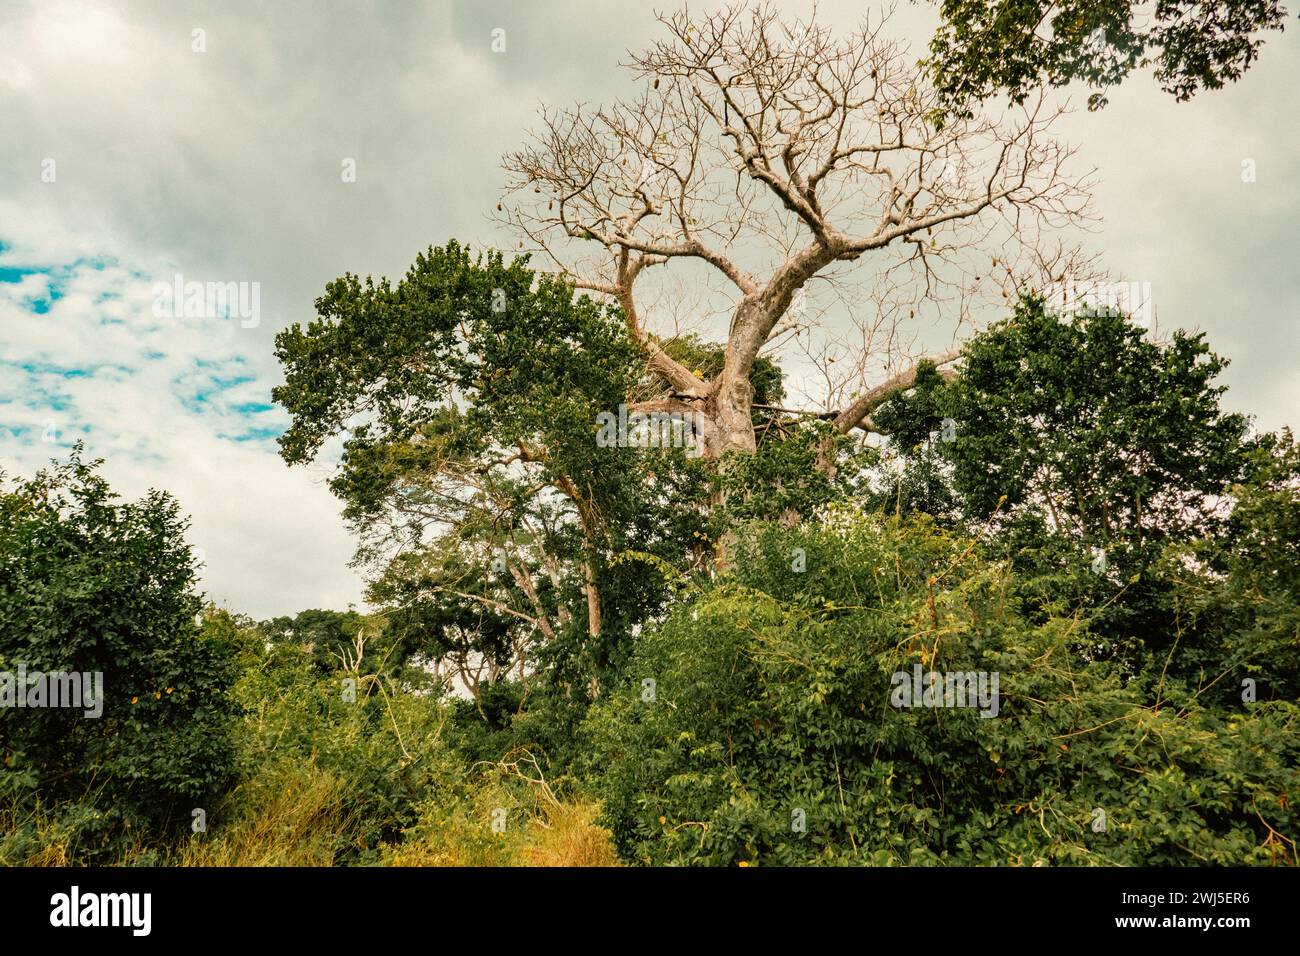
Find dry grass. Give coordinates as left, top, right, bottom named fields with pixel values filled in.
left=176, top=764, right=355, bottom=867
left=0, top=805, right=73, bottom=866
left=516, top=799, right=621, bottom=867
left=382, top=750, right=622, bottom=867
left=386, top=796, right=620, bottom=868
left=4, top=753, right=621, bottom=868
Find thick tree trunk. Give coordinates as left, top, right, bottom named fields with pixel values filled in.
left=708, top=368, right=757, bottom=457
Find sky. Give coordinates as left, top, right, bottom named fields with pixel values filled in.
left=1, top=0, right=1297, bottom=618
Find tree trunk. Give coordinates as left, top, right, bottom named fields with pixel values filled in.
left=708, top=367, right=757, bottom=457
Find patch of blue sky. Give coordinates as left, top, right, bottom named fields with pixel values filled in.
left=1, top=248, right=282, bottom=454
left=37, top=427, right=89, bottom=449
left=229, top=401, right=276, bottom=415
left=179, top=384, right=269, bottom=419
left=33, top=393, right=74, bottom=413
left=10, top=359, right=90, bottom=379
left=208, top=373, right=257, bottom=390
left=64, top=255, right=117, bottom=273
left=0, top=420, right=88, bottom=450
left=0, top=265, right=60, bottom=314
left=0, top=375, right=74, bottom=421
left=0, top=264, right=38, bottom=283
left=218, top=424, right=284, bottom=444
left=195, top=355, right=248, bottom=369
left=177, top=391, right=212, bottom=416
left=0, top=252, right=122, bottom=314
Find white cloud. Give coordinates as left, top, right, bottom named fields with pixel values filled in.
left=0, top=252, right=363, bottom=619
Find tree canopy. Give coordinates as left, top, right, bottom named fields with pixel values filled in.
left=928, top=0, right=1292, bottom=113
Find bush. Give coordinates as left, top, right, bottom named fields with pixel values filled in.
left=0, top=451, right=237, bottom=862
left=583, top=510, right=1299, bottom=865
left=185, top=615, right=462, bottom=865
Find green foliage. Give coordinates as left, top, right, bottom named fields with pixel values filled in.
left=274, top=240, right=643, bottom=553
left=945, top=296, right=1247, bottom=545
left=273, top=241, right=720, bottom=737
left=928, top=0, right=1291, bottom=115
left=257, top=608, right=377, bottom=674
left=583, top=511, right=1299, bottom=866
left=207, top=616, right=460, bottom=863
left=712, top=421, right=879, bottom=534
left=867, top=361, right=964, bottom=523
left=0, top=449, right=237, bottom=860
left=9, top=235, right=1296, bottom=870
left=870, top=296, right=1249, bottom=664
left=1160, top=430, right=1300, bottom=704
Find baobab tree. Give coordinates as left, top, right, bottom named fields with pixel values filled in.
left=501, top=3, right=1096, bottom=458
left=274, top=4, right=1105, bottom=687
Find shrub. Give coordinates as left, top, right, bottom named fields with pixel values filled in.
left=0, top=451, right=237, bottom=862
left=583, top=510, right=1299, bottom=866
left=190, top=616, right=463, bottom=865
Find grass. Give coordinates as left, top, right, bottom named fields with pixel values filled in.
left=2, top=761, right=621, bottom=867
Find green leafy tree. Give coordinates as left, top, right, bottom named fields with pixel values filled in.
left=1161, top=430, right=1300, bottom=703
left=869, top=295, right=1249, bottom=666
left=273, top=241, right=711, bottom=726
left=867, top=360, right=965, bottom=523
left=928, top=0, right=1291, bottom=114
left=943, top=295, right=1247, bottom=549
left=714, top=420, right=876, bottom=526
left=0, top=449, right=237, bottom=856
left=258, top=608, right=372, bottom=675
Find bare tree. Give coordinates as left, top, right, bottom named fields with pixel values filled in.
left=501, top=3, right=1096, bottom=457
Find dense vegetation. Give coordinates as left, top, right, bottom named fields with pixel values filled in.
left=2, top=5, right=1297, bottom=869
left=2, top=250, right=1296, bottom=866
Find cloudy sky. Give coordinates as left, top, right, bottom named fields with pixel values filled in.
left=1, top=0, right=1296, bottom=618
